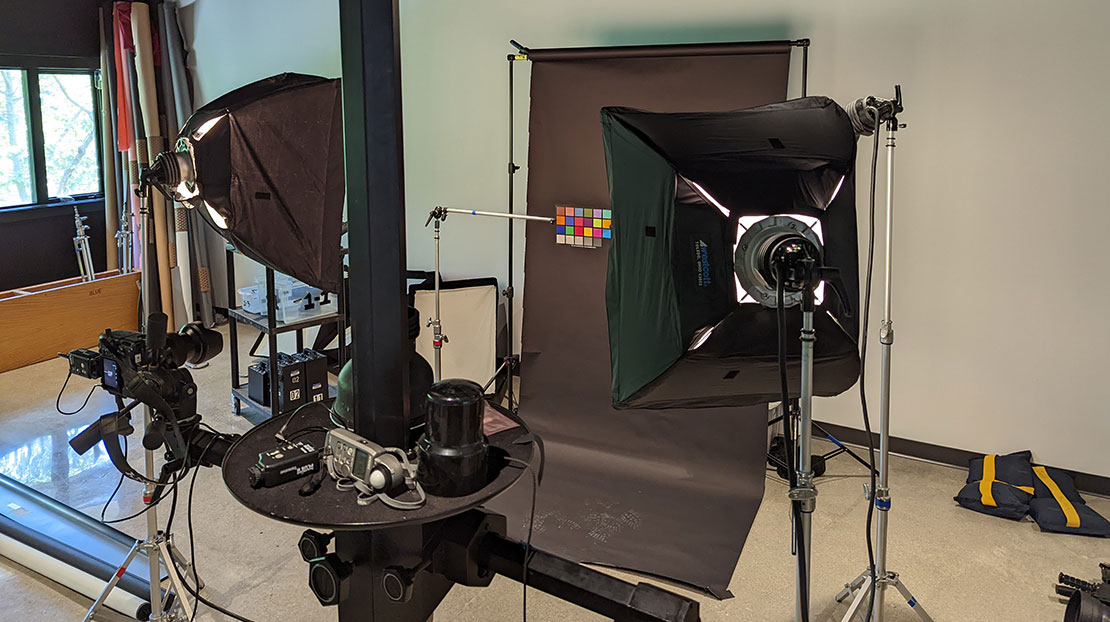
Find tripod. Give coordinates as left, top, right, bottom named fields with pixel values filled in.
left=834, top=109, right=932, bottom=622
left=83, top=185, right=199, bottom=622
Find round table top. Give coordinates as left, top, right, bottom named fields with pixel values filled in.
left=221, top=407, right=532, bottom=531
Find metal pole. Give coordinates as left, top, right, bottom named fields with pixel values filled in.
left=432, top=217, right=443, bottom=381
left=871, top=120, right=897, bottom=622
left=505, top=56, right=518, bottom=413
left=441, top=207, right=553, bottom=223
left=837, top=99, right=931, bottom=622
left=138, top=189, right=164, bottom=619
left=793, top=307, right=817, bottom=622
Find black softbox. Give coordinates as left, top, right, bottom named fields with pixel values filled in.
left=603, top=96, right=861, bottom=409
left=177, top=73, right=345, bottom=293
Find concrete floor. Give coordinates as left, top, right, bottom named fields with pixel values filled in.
left=0, top=325, right=1107, bottom=621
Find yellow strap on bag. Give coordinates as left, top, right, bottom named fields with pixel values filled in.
left=1033, top=466, right=1081, bottom=528
left=979, top=454, right=997, bottom=507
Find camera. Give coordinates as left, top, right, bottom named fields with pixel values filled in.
left=66, top=313, right=227, bottom=472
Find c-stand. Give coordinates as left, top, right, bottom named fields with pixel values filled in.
left=74, top=181, right=237, bottom=622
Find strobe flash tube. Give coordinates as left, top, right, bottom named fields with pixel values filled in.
left=734, top=215, right=824, bottom=308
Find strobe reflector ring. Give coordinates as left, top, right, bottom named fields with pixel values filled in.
left=734, top=215, right=822, bottom=308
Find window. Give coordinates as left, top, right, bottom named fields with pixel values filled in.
left=0, top=69, right=32, bottom=206
left=0, top=65, right=102, bottom=209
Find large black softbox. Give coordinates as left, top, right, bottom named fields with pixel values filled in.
left=177, top=73, right=345, bottom=292
left=603, top=96, right=861, bottom=409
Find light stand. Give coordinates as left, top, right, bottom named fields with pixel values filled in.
left=83, top=183, right=198, bottom=622
left=792, top=286, right=818, bottom=622
left=835, top=100, right=933, bottom=622
left=72, top=207, right=96, bottom=282
left=761, top=231, right=854, bottom=622
left=424, top=206, right=554, bottom=388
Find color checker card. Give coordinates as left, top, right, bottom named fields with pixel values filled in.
left=555, top=205, right=611, bottom=248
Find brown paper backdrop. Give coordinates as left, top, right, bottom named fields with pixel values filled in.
left=487, top=45, right=793, bottom=596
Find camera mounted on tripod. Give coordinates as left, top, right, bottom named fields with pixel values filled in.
left=64, top=312, right=232, bottom=484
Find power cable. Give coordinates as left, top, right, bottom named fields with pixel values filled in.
left=56, top=369, right=98, bottom=415
left=507, top=455, right=538, bottom=622
left=101, top=438, right=127, bottom=523
left=859, top=105, right=883, bottom=620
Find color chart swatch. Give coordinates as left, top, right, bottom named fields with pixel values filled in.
left=555, top=205, right=612, bottom=248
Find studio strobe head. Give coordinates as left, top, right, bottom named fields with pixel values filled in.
left=416, top=379, right=490, bottom=497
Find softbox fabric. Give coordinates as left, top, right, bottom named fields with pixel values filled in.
left=181, top=73, right=345, bottom=292
left=603, top=98, right=861, bottom=408
left=486, top=42, right=793, bottom=596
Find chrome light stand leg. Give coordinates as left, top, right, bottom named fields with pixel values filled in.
left=74, top=207, right=96, bottom=282
left=791, top=282, right=818, bottom=622
left=83, top=185, right=196, bottom=622
left=835, top=115, right=932, bottom=622
left=425, top=207, right=449, bottom=382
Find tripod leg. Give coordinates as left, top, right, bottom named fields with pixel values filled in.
left=836, top=571, right=868, bottom=603
left=838, top=576, right=872, bottom=622
left=167, top=538, right=204, bottom=590
left=158, top=540, right=195, bottom=620
left=891, top=576, right=934, bottom=622
left=83, top=540, right=142, bottom=622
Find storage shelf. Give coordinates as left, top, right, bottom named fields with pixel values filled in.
left=228, top=306, right=341, bottom=335
left=231, top=383, right=337, bottom=418
left=225, top=248, right=348, bottom=421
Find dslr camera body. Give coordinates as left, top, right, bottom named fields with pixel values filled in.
left=66, top=313, right=226, bottom=475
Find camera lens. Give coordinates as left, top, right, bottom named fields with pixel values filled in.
left=166, top=322, right=223, bottom=367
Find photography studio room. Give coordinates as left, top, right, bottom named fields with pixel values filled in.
left=1, top=1, right=1108, bottom=621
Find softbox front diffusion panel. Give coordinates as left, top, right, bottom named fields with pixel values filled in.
left=179, top=73, right=345, bottom=292
left=486, top=42, right=797, bottom=597
left=603, top=97, right=861, bottom=409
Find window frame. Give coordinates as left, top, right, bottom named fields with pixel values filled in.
left=0, top=53, right=104, bottom=211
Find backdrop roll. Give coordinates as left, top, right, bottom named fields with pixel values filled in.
left=130, top=1, right=175, bottom=327
left=487, top=42, right=794, bottom=596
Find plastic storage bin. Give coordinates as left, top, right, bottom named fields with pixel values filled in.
left=238, top=274, right=333, bottom=323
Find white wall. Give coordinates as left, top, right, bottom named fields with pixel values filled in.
left=180, top=0, right=1110, bottom=477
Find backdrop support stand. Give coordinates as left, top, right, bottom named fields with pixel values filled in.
left=834, top=112, right=932, bottom=622
left=504, top=50, right=528, bottom=413
left=425, top=206, right=554, bottom=387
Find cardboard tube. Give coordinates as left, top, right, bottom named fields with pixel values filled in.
left=99, top=8, right=119, bottom=270
left=130, top=2, right=175, bottom=327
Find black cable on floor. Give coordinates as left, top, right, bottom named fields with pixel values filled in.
left=188, top=437, right=219, bottom=622
left=101, top=438, right=127, bottom=522
left=507, top=456, right=538, bottom=622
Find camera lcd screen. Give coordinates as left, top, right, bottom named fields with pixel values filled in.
left=352, top=447, right=370, bottom=479
left=102, top=359, right=121, bottom=391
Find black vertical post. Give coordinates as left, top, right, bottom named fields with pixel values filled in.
left=226, top=248, right=240, bottom=414
left=339, top=0, right=410, bottom=448
left=800, top=39, right=809, bottom=97
left=336, top=2, right=454, bottom=621
left=505, top=56, right=519, bottom=413
left=266, top=267, right=280, bottom=415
